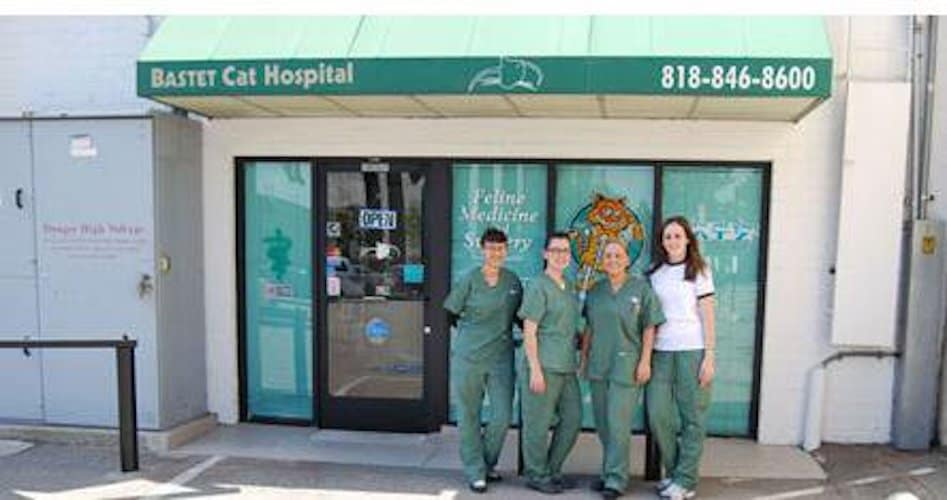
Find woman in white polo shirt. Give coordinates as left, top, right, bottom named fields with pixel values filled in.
left=646, top=216, right=716, bottom=500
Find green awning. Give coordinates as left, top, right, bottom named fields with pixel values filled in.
left=138, top=16, right=833, bottom=121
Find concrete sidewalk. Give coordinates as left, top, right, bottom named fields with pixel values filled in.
left=168, top=423, right=826, bottom=481
left=1, top=438, right=945, bottom=499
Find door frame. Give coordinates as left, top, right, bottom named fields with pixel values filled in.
left=314, top=158, right=449, bottom=432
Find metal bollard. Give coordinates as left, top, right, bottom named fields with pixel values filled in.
left=116, top=339, right=139, bottom=472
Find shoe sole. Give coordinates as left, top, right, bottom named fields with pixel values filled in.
left=526, top=482, right=563, bottom=494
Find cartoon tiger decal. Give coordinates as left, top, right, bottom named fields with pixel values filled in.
left=569, top=193, right=646, bottom=284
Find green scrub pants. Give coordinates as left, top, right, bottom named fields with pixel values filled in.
left=452, top=353, right=514, bottom=483
left=590, top=379, right=640, bottom=491
left=520, top=366, right=582, bottom=484
left=646, top=350, right=712, bottom=491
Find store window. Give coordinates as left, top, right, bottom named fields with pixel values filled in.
left=555, top=164, right=655, bottom=429
left=449, top=163, right=548, bottom=423
left=447, top=161, right=766, bottom=437
left=241, top=161, right=314, bottom=421
left=662, top=166, right=765, bottom=436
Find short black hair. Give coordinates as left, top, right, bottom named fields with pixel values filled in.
left=480, top=227, right=508, bottom=246
left=545, top=231, right=571, bottom=249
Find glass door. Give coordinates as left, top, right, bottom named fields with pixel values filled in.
left=319, top=160, right=434, bottom=431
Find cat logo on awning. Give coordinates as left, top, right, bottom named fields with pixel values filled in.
left=468, top=57, right=544, bottom=92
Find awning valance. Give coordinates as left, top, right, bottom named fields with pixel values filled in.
left=137, top=16, right=833, bottom=121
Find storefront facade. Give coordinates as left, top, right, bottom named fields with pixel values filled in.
left=134, top=15, right=840, bottom=444
left=8, top=15, right=942, bottom=450
left=233, top=155, right=769, bottom=436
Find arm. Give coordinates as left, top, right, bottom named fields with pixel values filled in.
left=636, top=325, right=655, bottom=384
left=579, top=327, right=591, bottom=377
left=638, top=283, right=665, bottom=384
left=698, top=295, right=716, bottom=388
left=443, top=274, right=470, bottom=328
left=523, top=319, right=546, bottom=393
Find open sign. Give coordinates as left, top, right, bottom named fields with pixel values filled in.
left=359, top=209, right=397, bottom=230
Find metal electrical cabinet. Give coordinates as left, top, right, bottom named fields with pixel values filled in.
left=0, top=121, right=43, bottom=421
left=0, top=114, right=206, bottom=430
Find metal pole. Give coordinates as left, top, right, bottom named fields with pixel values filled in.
left=116, top=341, right=139, bottom=472
left=644, top=403, right=661, bottom=480
left=517, top=387, right=524, bottom=476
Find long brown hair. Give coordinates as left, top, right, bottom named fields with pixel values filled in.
left=648, top=216, right=707, bottom=281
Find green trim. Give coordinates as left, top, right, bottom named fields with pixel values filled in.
left=138, top=56, right=831, bottom=98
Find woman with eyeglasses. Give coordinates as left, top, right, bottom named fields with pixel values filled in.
left=580, top=238, right=665, bottom=499
left=646, top=216, right=716, bottom=500
left=517, top=232, right=584, bottom=494
left=443, top=227, right=523, bottom=494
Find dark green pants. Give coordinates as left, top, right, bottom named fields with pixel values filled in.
left=520, top=367, right=582, bottom=483
left=452, top=353, right=514, bottom=483
left=590, top=379, right=640, bottom=491
left=646, top=350, right=712, bottom=490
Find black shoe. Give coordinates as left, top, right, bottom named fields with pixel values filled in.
left=601, top=487, right=622, bottom=499
left=551, top=475, right=576, bottom=490
left=468, top=479, right=487, bottom=493
left=590, top=478, right=606, bottom=492
left=486, top=470, right=502, bottom=482
left=526, top=479, right=563, bottom=494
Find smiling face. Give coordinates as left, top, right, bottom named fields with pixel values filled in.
left=481, top=240, right=508, bottom=270
left=602, top=241, right=630, bottom=278
left=544, top=236, right=572, bottom=274
left=662, top=222, right=690, bottom=263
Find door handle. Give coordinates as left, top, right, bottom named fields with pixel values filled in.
left=15, top=188, right=24, bottom=209
left=22, top=335, right=31, bottom=357
left=138, top=273, right=154, bottom=298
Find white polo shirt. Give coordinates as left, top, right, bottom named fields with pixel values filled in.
left=649, top=262, right=714, bottom=351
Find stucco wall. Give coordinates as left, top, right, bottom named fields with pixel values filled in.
left=0, top=16, right=163, bottom=117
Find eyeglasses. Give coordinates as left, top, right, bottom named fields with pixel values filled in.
left=546, top=248, right=571, bottom=254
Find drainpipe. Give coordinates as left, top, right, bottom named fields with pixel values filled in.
left=916, top=16, right=937, bottom=221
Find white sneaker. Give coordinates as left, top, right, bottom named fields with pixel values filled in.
left=468, top=479, right=487, bottom=493
left=655, top=478, right=673, bottom=494
left=660, top=482, right=696, bottom=500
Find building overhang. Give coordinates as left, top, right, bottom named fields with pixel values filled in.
left=137, top=16, right=833, bottom=122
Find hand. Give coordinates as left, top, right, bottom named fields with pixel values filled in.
left=635, top=360, right=651, bottom=385
left=577, top=359, right=587, bottom=379
left=529, top=369, right=546, bottom=394
left=698, top=354, right=715, bottom=388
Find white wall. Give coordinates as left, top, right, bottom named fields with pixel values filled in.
left=0, top=16, right=164, bottom=117
left=203, top=116, right=815, bottom=442
left=200, top=16, right=911, bottom=445
left=809, top=16, right=909, bottom=444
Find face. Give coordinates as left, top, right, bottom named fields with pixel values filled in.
left=602, top=242, right=629, bottom=277
left=662, top=222, right=689, bottom=261
left=481, top=240, right=508, bottom=269
left=544, top=237, right=572, bottom=273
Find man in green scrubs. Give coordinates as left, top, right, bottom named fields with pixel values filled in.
left=582, top=240, right=665, bottom=498
left=518, top=232, right=584, bottom=494
left=444, top=228, right=523, bottom=493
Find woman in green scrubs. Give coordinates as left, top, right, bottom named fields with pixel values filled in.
left=518, top=232, right=584, bottom=495
left=581, top=239, right=665, bottom=499
left=443, top=227, right=523, bottom=494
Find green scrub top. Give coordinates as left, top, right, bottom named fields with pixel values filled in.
left=444, top=267, right=523, bottom=363
left=517, top=274, right=584, bottom=373
left=584, top=276, right=665, bottom=385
